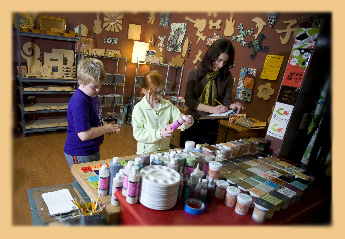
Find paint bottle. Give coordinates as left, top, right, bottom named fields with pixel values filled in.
left=185, top=155, right=196, bottom=177
left=225, top=186, right=241, bottom=207
left=193, top=144, right=203, bottom=153
left=185, top=140, right=195, bottom=152
left=170, top=150, right=177, bottom=159
left=98, top=164, right=110, bottom=196
left=208, top=161, right=222, bottom=179
left=215, top=180, right=228, bottom=200
left=175, top=154, right=186, bottom=173
left=151, top=154, right=163, bottom=165
left=162, top=152, right=170, bottom=166
left=178, top=176, right=184, bottom=200
left=202, top=154, right=215, bottom=176
left=166, top=115, right=187, bottom=131
left=190, top=163, right=205, bottom=187
left=134, top=157, right=143, bottom=171
left=126, top=166, right=141, bottom=204
left=167, top=158, right=178, bottom=171
left=193, top=152, right=204, bottom=170
left=139, top=154, right=150, bottom=167
left=109, top=157, right=122, bottom=195
left=235, top=193, right=253, bottom=215
left=119, top=168, right=125, bottom=178
left=199, top=188, right=207, bottom=202
left=184, top=179, right=194, bottom=200
left=206, top=178, right=215, bottom=203
left=193, top=178, right=202, bottom=198
left=122, top=160, right=134, bottom=197
left=111, top=173, right=123, bottom=206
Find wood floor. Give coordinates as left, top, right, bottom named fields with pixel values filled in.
left=12, top=124, right=137, bottom=225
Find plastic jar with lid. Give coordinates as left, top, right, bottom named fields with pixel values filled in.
left=208, top=161, right=222, bottom=179
left=252, top=202, right=269, bottom=223
left=235, top=193, right=253, bottom=215
left=202, top=154, right=215, bottom=176
left=225, top=186, right=241, bottom=207
left=215, top=181, right=228, bottom=200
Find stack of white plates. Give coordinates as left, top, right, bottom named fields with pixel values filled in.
left=139, top=165, right=180, bottom=210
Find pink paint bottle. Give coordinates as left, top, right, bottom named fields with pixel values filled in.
left=166, top=115, right=188, bottom=131
left=126, top=166, right=141, bottom=204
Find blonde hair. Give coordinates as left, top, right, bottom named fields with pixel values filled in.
left=77, top=58, right=106, bottom=85
left=141, top=70, right=165, bottom=97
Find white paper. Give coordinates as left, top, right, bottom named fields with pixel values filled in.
left=266, top=102, right=294, bottom=140
left=41, top=189, right=78, bottom=216
left=208, top=110, right=236, bottom=117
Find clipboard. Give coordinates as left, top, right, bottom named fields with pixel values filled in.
left=199, top=110, right=236, bottom=120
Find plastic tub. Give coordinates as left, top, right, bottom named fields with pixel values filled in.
left=225, top=186, right=241, bottom=207
left=235, top=193, right=252, bottom=215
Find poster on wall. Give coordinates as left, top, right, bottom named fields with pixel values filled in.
left=167, top=23, right=187, bottom=52
left=293, top=28, right=320, bottom=49
left=260, top=55, right=284, bottom=81
left=277, top=85, right=300, bottom=105
left=281, top=65, right=306, bottom=88
left=267, top=102, right=294, bottom=140
left=235, top=67, right=257, bottom=102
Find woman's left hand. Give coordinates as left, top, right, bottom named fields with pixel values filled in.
left=230, top=102, right=245, bottom=114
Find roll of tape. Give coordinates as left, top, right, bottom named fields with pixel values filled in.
left=184, top=198, right=206, bottom=215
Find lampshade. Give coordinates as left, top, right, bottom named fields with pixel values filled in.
left=131, top=41, right=149, bottom=64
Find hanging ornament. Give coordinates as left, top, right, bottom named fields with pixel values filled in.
left=267, top=13, right=278, bottom=28
left=149, top=35, right=156, bottom=46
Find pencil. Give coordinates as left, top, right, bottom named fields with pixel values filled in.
left=214, top=99, right=222, bottom=105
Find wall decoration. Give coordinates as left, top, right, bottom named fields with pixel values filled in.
left=193, top=50, right=202, bottom=64
left=158, top=36, right=166, bottom=48
left=21, top=41, right=42, bottom=76
left=15, top=12, right=34, bottom=29
left=232, top=23, right=254, bottom=47
left=260, top=55, right=284, bottom=80
left=170, top=55, right=185, bottom=67
left=186, top=42, right=192, bottom=58
left=235, top=68, right=257, bottom=102
left=293, top=28, right=320, bottom=49
left=266, top=102, right=294, bottom=140
left=206, top=33, right=221, bottom=46
left=167, top=23, right=187, bottom=52
left=148, top=13, right=155, bottom=24
left=257, top=83, right=274, bottom=100
left=182, top=37, right=189, bottom=57
left=145, top=50, right=159, bottom=64
left=149, top=35, right=156, bottom=46
left=40, top=65, right=51, bottom=77
left=93, top=13, right=102, bottom=34
left=103, top=12, right=123, bottom=32
left=252, top=17, right=266, bottom=39
left=74, top=24, right=88, bottom=37
left=224, top=13, right=236, bottom=36
left=146, top=50, right=156, bottom=57
left=281, top=66, right=306, bottom=88
left=128, top=24, right=141, bottom=40
left=277, top=85, right=300, bottom=105
left=75, top=37, right=95, bottom=54
left=159, top=13, right=170, bottom=27
left=52, top=49, right=74, bottom=66
left=209, top=19, right=222, bottom=30
left=105, top=49, right=121, bottom=58
left=44, top=52, right=63, bottom=78
left=207, top=12, right=217, bottom=17
left=267, top=13, right=278, bottom=28
left=289, top=48, right=312, bottom=69
left=185, top=17, right=206, bottom=43
left=276, top=19, right=298, bottom=44
left=104, top=37, right=118, bottom=44
left=247, top=34, right=268, bottom=59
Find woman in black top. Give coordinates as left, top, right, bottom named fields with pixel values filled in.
left=181, top=38, right=245, bottom=147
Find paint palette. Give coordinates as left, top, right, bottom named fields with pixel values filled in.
left=139, top=165, right=180, bottom=210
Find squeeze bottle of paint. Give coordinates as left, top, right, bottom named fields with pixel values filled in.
left=98, top=164, right=110, bottom=196
left=122, top=161, right=134, bottom=197
left=119, top=168, right=125, bottom=178
left=166, top=115, right=187, bottom=131
left=151, top=154, right=163, bottom=165
left=199, top=189, right=207, bottom=202
left=134, top=157, right=143, bottom=171
left=167, top=158, right=178, bottom=171
left=184, top=179, right=194, bottom=200
left=190, top=163, right=205, bottom=187
left=178, top=176, right=184, bottom=200
left=126, top=166, right=141, bottom=204
left=193, top=178, right=202, bottom=198
left=109, top=157, right=122, bottom=195
left=111, top=173, right=123, bottom=206
left=139, top=153, right=150, bottom=167
left=206, top=178, right=215, bottom=203
left=185, top=140, right=195, bottom=152
left=162, top=152, right=170, bottom=166
left=193, top=144, right=203, bottom=153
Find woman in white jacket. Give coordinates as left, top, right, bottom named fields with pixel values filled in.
left=132, top=70, right=193, bottom=154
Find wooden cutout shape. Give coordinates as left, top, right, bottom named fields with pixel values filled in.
left=105, top=49, right=121, bottom=58
left=40, top=65, right=52, bottom=77
left=185, top=17, right=206, bottom=43
left=193, top=50, right=202, bottom=64
left=21, top=42, right=41, bottom=75
left=257, top=83, right=274, bottom=100
left=276, top=19, right=298, bottom=44
left=252, top=17, right=266, bottom=39
left=52, top=49, right=74, bottom=66
left=44, top=52, right=64, bottom=78
left=182, top=37, right=189, bottom=57
left=103, top=13, right=123, bottom=32
left=207, top=12, right=217, bottom=17
left=209, top=19, right=222, bottom=30
left=128, top=24, right=141, bottom=40
left=148, top=13, right=155, bottom=24
left=170, top=55, right=184, bottom=67
left=224, top=13, right=236, bottom=36
left=75, top=24, right=88, bottom=36
left=158, top=36, right=166, bottom=48
left=93, top=13, right=102, bottom=34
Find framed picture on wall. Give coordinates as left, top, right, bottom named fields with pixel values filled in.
left=38, top=15, right=66, bottom=31
left=167, top=23, right=187, bottom=52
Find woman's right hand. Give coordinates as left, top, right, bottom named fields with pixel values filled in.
left=211, top=105, right=229, bottom=114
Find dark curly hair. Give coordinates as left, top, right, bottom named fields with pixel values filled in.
left=197, top=38, right=235, bottom=80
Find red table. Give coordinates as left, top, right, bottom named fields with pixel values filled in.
left=115, top=184, right=330, bottom=226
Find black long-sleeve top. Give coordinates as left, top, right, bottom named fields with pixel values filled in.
left=184, top=69, right=234, bottom=119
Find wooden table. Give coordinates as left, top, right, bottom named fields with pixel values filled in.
left=70, top=155, right=138, bottom=224
left=216, top=120, right=266, bottom=143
